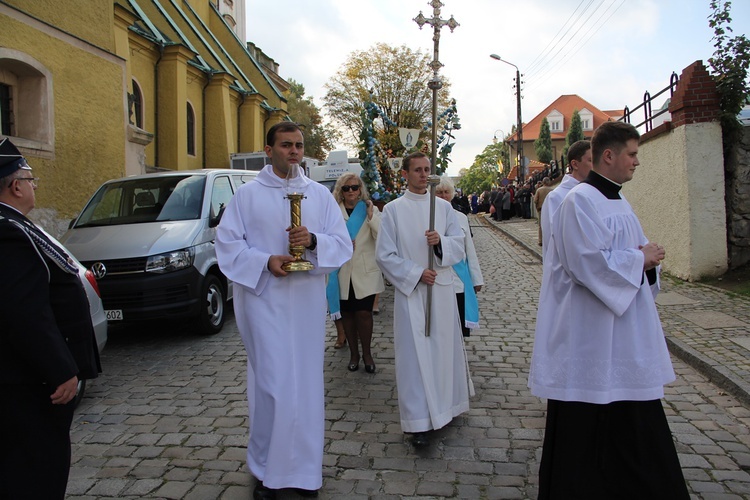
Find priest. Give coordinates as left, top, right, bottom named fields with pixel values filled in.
left=216, top=122, right=352, bottom=499
left=375, top=152, right=473, bottom=448
left=529, top=121, right=688, bottom=498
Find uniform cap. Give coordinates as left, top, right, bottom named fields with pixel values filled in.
left=0, top=138, right=31, bottom=178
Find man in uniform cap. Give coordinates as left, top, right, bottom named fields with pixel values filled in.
left=0, top=137, right=101, bottom=499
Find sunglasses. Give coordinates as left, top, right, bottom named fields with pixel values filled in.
left=341, top=185, right=360, bottom=192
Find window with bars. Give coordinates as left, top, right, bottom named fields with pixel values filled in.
left=0, top=83, right=14, bottom=136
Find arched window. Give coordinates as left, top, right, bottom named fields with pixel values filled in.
left=0, top=49, right=53, bottom=149
left=131, top=79, right=144, bottom=128
left=187, top=102, right=195, bottom=156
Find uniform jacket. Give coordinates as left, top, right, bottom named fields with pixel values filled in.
left=0, top=203, right=101, bottom=387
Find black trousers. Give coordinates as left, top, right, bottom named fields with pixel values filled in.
left=1, top=384, right=76, bottom=500
left=538, top=399, right=689, bottom=500
left=455, top=293, right=470, bottom=337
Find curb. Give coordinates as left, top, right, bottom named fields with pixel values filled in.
left=479, top=215, right=542, bottom=262
left=665, top=336, right=750, bottom=408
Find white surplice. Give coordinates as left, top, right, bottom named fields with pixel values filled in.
left=376, top=191, right=473, bottom=433
left=540, top=174, right=579, bottom=253
left=215, top=165, right=352, bottom=490
left=529, top=181, right=675, bottom=404
left=450, top=211, right=484, bottom=294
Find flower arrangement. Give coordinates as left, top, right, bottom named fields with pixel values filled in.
left=358, top=96, right=461, bottom=201
left=358, top=99, right=399, bottom=203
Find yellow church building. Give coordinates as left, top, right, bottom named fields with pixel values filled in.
left=0, top=0, right=288, bottom=234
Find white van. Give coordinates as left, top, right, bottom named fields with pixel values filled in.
left=60, top=169, right=257, bottom=335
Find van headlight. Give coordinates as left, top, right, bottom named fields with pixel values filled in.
left=146, top=248, right=194, bottom=273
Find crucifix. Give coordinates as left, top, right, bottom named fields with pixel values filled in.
left=414, top=0, right=458, bottom=337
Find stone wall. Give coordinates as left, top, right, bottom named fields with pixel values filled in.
left=623, top=61, right=728, bottom=281
left=726, top=126, right=750, bottom=269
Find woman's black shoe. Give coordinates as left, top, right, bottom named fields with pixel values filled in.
left=365, top=363, right=376, bottom=374
left=347, top=361, right=359, bottom=371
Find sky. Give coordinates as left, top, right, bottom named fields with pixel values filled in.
left=244, top=0, right=749, bottom=176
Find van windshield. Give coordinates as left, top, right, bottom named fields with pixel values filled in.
left=75, top=175, right=206, bottom=227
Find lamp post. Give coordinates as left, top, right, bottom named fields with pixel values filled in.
left=492, top=128, right=505, bottom=143
left=490, top=54, right=524, bottom=182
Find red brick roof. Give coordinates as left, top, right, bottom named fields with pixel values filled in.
left=512, top=94, right=621, bottom=142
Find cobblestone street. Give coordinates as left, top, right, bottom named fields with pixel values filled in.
left=68, top=216, right=750, bottom=499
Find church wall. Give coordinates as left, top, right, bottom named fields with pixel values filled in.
left=0, top=3, right=126, bottom=237
left=5, top=0, right=114, bottom=52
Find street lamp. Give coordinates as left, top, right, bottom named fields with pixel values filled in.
left=492, top=128, right=505, bottom=143
left=490, top=54, right=524, bottom=182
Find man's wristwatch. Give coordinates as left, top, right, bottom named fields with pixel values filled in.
left=306, top=233, right=317, bottom=251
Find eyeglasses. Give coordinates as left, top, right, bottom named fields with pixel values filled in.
left=8, top=177, right=39, bottom=188
left=341, top=185, right=360, bottom=192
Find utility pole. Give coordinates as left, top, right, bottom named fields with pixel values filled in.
left=514, top=68, right=524, bottom=182
left=489, top=54, right=524, bottom=182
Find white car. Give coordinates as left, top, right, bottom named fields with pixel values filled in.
left=43, top=230, right=107, bottom=406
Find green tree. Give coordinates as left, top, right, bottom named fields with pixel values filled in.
left=534, top=117, right=553, bottom=164
left=563, top=109, right=585, bottom=160
left=285, top=79, right=338, bottom=161
left=323, top=43, right=452, bottom=155
left=457, top=141, right=505, bottom=194
left=708, top=0, right=750, bottom=155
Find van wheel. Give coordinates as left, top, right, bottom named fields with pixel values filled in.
left=199, top=274, right=225, bottom=335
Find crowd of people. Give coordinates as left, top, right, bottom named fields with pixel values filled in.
left=7, top=121, right=688, bottom=499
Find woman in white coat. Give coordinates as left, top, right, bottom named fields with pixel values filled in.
left=326, top=173, right=385, bottom=373
left=435, top=176, right=484, bottom=337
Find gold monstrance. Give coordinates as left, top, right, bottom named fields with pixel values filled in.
left=282, top=164, right=314, bottom=272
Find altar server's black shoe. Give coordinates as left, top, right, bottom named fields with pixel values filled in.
left=293, top=488, right=319, bottom=497
left=253, top=481, right=277, bottom=500
left=411, top=431, right=430, bottom=447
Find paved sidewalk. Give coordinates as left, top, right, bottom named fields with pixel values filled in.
left=484, top=213, right=750, bottom=407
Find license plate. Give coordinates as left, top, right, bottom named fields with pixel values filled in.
left=105, top=309, right=123, bottom=321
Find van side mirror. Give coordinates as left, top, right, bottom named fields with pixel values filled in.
left=68, top=218, right=77, bottom=229
left=209, top=204, right=226, bottom=228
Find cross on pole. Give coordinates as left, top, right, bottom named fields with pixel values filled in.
left=414, top=1, right=458, bottom=337
left=414, top=0, right=459, bottom=172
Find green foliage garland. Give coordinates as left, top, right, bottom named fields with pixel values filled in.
left=421, top=100, right=461, bottom=177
